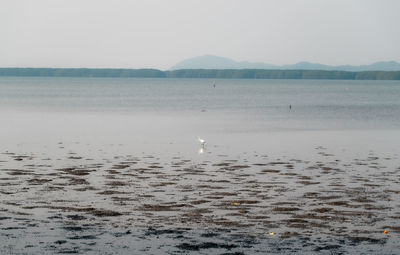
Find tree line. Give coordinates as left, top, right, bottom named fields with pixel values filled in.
left=0, top=68, right=399, bottom=80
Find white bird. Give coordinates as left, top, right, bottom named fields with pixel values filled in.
left=198, top=137, right=206, bottom=147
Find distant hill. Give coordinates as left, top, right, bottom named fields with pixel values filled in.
left=170, top=55, right=400, bottom=72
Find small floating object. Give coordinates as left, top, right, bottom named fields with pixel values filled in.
left=269, top=232, right=275, bottom=236
left=232, top=202, right=240, bottom=206
left=384, top=230, right=389, bottom=234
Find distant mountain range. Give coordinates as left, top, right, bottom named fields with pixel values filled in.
left=170, top=55, right=400, bottom=72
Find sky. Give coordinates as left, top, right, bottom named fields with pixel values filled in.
left=1, top=0, right=399, bottom=70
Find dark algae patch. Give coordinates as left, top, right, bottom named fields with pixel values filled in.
left=176, top=241, right=238, bottom=251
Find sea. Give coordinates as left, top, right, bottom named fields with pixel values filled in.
left=1, top=77, right=399, bottom=157
left=0, top=77, right=399, bottom=254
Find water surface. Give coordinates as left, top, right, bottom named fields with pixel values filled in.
left=0, top=77, right=399, bottom=254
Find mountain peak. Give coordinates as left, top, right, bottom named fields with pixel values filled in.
left=170, top=55, right=237, bottom=70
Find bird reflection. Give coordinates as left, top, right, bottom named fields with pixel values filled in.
left=198, top=147, right=205, bottom=154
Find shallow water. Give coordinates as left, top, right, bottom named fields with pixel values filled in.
left=0, top=77, right=399, bottom=254
left=1, top=77, right=400, bottom=156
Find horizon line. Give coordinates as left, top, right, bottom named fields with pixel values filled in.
left=1, top=67, right=400, bottom=72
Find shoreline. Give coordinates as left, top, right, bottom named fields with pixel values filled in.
left=1, top=68, right=400, bottom=80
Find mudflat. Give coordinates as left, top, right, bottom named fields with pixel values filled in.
left=1, top=142, right=399, bottom=254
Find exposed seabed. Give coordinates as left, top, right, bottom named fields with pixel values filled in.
left=1, top=141, right=399, bottom=254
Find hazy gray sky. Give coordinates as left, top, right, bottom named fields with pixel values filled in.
left=1, top=0, right=399, bottom=69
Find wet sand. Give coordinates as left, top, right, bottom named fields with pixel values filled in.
left=1, top=143, right=399, bottom=254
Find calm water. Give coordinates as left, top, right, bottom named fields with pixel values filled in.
left=1, top=77, right=400, bottom=126
left=0, top=77, right=399, bottom=158
left=1, top=77, right=400, bottom=124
